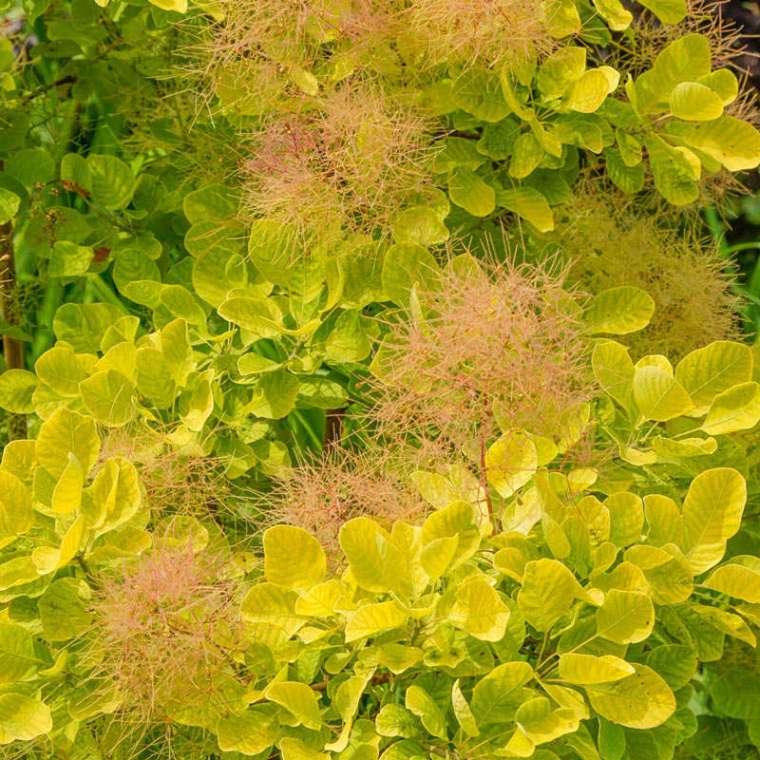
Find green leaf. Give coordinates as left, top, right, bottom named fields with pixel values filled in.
left=0, top=369, right=36, bottom=413
left=486, top=431, right=538, bottom=498
left=682, top=468, right=746, bottom=573
left=585, top=286, right=655, bottom=335
left=585, top=665, right=675, bottom=729
left=509, top=133, right=544, bottom=179
left=390, top=207, right=449, bottom=247
left=452, top=68, right=511, bottom=123
left=448, top=168, right=496, bottom=217
left=669, top=81, right=724, bottom=121
left=376, top=704, right=420, bottom=738
left=79, top=369, right=136, bottom=427
left=35, top=345, right=88, bottom=397
left=0, top=694, right=52, bottom=744
left=247, top=370, right=299, bottom=419
left=710, top=669, right=760, bottom=719
left=35, top=408, right=100, bottom=479
left=645, top=135, right=700, bottom=206
left=0, top=188, right=20, bottom=224
left=87, top=154, right=135, bottom=210
left=497, top=187, right=555, bottom=232
left=38, top=578, right=93, bottom=641
left=472, top=661, right=534, bottom=725
left=382, top=244, right=440, bottom=305
left=49, top=241, right=93, bottom=277
left=405, top=685, right=447, bottom=740
left=452, top=680, right=479, bottom=737
left=638, top=0, right=686, bottom=23
left=0, top=623, right=37, bottom=683
left=592, top=0, right=632, bottom=30
left=449, top=575, right=510, bottom=641
left=537, top=47, right=587, bottom=100
left=596, top=589, right=654, bottom=644
left=263, top=525, right=326, bottom=590
left=183, top=183, right=238, bottom=224
left=53, top=303, right=124, bottom=353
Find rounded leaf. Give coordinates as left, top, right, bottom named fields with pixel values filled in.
left=264, top=525, right=326, bottom=590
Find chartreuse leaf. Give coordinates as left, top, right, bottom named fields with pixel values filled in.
left=345, top=601, right=408, bottom=642
left=704, top=562, right=760, bottom=603
left=51, top=453, right=84, bottom=514
left=79, top=369, right=135, bottom=427
left=32, top=514, right=86, bottom=574
left=35, top=345, right=88, bottom=396
left=596, top=589, right=654, bottom=644
left=682, top=468, right=746, bottom=573
left=0, top=469, right=33, bottom=545
left=497, top=186, right=555, bottom=232
left=265, top=681, right=322, bottom=729
left=87, top=154, right=135, bottom=210
left=558, top=654, right=634, bottom=684
left=676, top=115, right=760, bottom=171
left=486, top=431, right=537, bottom=498
left=452, top=680, right=479, bottom=737
left=517, top=559, right=583, bottom=631
left=280, top=737, right=328, bottom=759
left=0, top=370, right=36, bottom=414
left=325, top=672, right=373, bottom=752
left=701, top=381, right=760, bottom=435
left=263, top=525, right=326, bottom=590
left=585, top=287, right=654, bottom=335
left=448, top=168, right=495, bottom=217
left=0, top=694, right=52, bottom=744
left=638, top=0, right=687, bottom=23
left=405, top=685, right=447, bottom=740
left=35, top=408, right=100, bottom=479
left=669, top=81, right=724, bottom=121
left=511, top=696, right=579, bottom=748
left=240, top=583, right=304, bottom=638
left=675, top=341, right=753, bottom=413
left=376, top=704, right=419, bottom=738
left=545, top=0, right=581, bottom=37
left=593, top=0, right=632, bottom=30
left=632, top=364, right=694, bottom=421
left=382, top=244, right=440, bottom=305
left=214, top=705, right=279, bottom=755
left=0, top=623, right=38, bottom=683
left=472, top=661, right=534, bottom=725
left=449, top=575, right=510, bottom=641
left=38, top=578, right=93, bottom=641
left=584, top=665, right=675, bottom=729
left=592, top=340, right=635, bottom=412
left=339, top=517, right=397, bottom=593
left=537, top=47, right=587, bottom=100
left=83, top=457, right=141, bottom=536
left=564, top=68, right=619, bottom=113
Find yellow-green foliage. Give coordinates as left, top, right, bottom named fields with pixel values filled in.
left=549, top=189, right=741, bottom=359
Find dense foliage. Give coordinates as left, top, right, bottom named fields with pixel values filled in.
left=1, top=0, right=760, bottom=758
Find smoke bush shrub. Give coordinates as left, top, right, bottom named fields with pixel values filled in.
left=1, top=0, right=760, bottom=757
